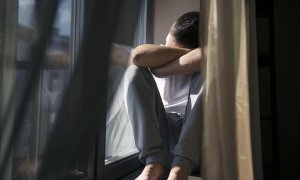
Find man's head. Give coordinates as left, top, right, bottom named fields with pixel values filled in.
left=166, top=11, right=199, bottom=49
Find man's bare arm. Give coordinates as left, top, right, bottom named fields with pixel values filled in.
left=130, top=44, right=190, bottom=68
left=150, top=48, right=202, bottom=77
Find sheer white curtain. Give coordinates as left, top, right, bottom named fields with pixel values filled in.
left=200, top=0, right=263, bottom=179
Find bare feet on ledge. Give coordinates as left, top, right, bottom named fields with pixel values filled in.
left=135, top=163, right=168, bottom=180
left=167, top=166, right=189, bottom=180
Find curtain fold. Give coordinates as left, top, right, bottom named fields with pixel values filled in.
left=200, top=0, right=262, bottom=179
left=0, top=1, right=17, bottom=179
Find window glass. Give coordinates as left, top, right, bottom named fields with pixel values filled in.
left=105, top=0, right=148, bottom=165
left=17, top=0, right=35, bottom=62
left=12, top=0, right=73, bottom=178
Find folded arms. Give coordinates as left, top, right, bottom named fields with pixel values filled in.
left=130, top=44, right=202, bottom=77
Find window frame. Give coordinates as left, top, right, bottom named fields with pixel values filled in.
left=1, top=0, right=153, bottom=179
left=12, top=0, right=89, bottom=179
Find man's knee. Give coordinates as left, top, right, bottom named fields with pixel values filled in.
left=126, top=64, right=147, bottom=75
left=125, top=65, right=151, bottom=82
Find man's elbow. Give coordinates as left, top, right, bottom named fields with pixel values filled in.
left=130, top=50, right=144, bottom=66
left=130, top=51, right=138, bottom=64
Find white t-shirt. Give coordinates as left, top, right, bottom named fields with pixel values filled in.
left=154, top=74, right=192, bottom=115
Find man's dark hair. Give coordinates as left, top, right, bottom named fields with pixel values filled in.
left=170, top=11, right=200, bottom=49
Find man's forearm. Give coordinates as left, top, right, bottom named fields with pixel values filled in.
left=130, top=44, right=190, bottom=68
left=151, top=48, right=202, bottom=77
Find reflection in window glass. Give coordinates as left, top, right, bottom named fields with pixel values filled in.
left=106, top=50, right=137, bottom=164
left=39, top=69, right=69, bottom=153
left=13, top=0, right=72, bottom=179
left=105, top=0, right=149, bottom=164
left=13, top=70, right=37, bottom=179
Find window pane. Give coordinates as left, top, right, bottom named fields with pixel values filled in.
left=105, top=58, right=137, bottom=164
left=46, top=0, right=71, bottom=68
left=17, top=0, right=35, bottom=62
left=12, top=0, right=73, bottom=178
left=13, top=70, right=37, bottom=179
left=105, top=0, right=148, bottom=165
left=39, top=69, right=70, bottom=152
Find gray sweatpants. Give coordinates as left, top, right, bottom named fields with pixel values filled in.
left=124, top=65, right=203, bottom=173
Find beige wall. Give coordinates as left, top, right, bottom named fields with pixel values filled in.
left=153, top=0, right=200, bottom=44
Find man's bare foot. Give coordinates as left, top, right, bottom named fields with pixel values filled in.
left=167, top=166, right=189, bottom=180
left=135, top=163, right=168, bottom=180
